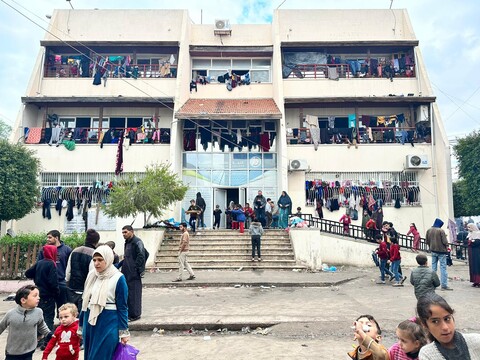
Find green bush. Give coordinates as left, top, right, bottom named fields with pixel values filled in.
left=0, top=232, right=86, bottom=279
left=0, top=232, right=85, bottom=249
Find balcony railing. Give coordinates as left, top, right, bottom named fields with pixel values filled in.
left=24, top=127, right=171, bottom=145
left=287, top=63, right=415, bottom=80
left=43, top=64, right=178, bottom=79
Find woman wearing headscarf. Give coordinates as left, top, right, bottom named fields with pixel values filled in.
left=277, top=191, right=292, bottom=229
left=226, top=201, right=235, bottom=229
left=81, top=245, right=129, bottom=359
left=467, top=223, right=480, bottom=287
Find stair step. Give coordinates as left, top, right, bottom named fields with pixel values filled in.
left=151, top=264, right=306, bottom=270
left=156, top=250, right=294, bottom=255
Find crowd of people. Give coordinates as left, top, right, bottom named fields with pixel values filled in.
left=0, top=227, right=147, bottom=360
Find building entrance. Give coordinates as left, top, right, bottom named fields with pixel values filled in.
left=213, top=187, right=246, bottom=228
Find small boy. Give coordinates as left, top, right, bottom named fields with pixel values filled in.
left=213, top=205, right=222, bottom=229
left=348, top=314, right=389, bottom=360
left=0, top=285, right=50, bottom=360
left=375, top=234, right=393, bottom=284
left=410, top=254, right=440, bottom=300
left=294, top=207, right=302, bottom=217
left=43, top=303, right=80, bottom=360
left=249, top=220, right=264, bottom=261
left=105, top=241, right=120, bottom=265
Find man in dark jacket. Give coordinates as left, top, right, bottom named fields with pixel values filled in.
left=121, top=225, right=146, bottom=321
left=253, top=190, right=267, bottom=227
left=65, top=228, right=100, bottom=312
left=196, top=192, right=207, bottom=228
left=425, top=218, right=452, bottom=291
left=37, top=230, right=72, bottom=312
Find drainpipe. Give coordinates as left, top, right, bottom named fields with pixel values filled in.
left=429, top=103, right=439, bottom=218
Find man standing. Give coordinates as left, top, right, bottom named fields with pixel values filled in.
left=425, top=218, right=453, bottom=291
left=196, top=192, right=206, bottom=228
left=121, top=225, right=146, bottom=321
left=65, top=228, right=100, bottom=312
left=253, top=190, right=267, bottom=227
left=173, top=222, right=195, bottom=282
left=186, top=199, right=201, bottom=233
left=38, top=230, right=72, bottom=311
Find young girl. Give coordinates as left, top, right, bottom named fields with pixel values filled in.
left=339, top=212, right=352, bottom=235
left=407, top=223, right=421, bottom=252
left=417, top=292, right=480, bottom=359
left=388, top=317, right=427, bottom=360
left=43, top=303, right=81, bottom=360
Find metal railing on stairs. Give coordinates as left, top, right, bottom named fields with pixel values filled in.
left=297, top=214, right=468, bottom=262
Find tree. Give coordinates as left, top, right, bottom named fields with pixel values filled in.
left=104, top=163, right=188, bottom=225
left=0, top=140, right=40, bottom=222
left=452, top=180, right=468, bottom=217
left=0, top=119, right=12, bottom=140
left=453, top=130, right=480, bottom=216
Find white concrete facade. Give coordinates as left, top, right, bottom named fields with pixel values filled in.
left=7, top=8, right=452, bottom=239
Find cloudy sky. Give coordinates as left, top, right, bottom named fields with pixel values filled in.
left=0, top=0, right=479, bottom=142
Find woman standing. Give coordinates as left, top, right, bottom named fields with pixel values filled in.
left=81, top=245, right=129, bottom=360
left=467, top=223, right=480, bottom=287
left=277, top=191, right=292, bottom=229
left=361, top=210, right=370, bottom=238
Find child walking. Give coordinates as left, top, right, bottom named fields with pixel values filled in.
left=213, top=205, right=222, bottom=229
left=388, top=317, right=427, bottom=360
left=409, top=254, right=440, bottom=300
left=25, top=244, right=59, bottom=349
left=43, top=303, right=81, bottom=360
left=407, top=223, right=421, bottom=252
left=390, top=237, right=407, bottom=286
left=417, top=293, right=480, bottom=358
left=249, top=221, right=264, bottom=261
left=0, top=285, right=50, bottom=360
left=339, top=212, right=352, bottom=235
left=375, top=234, right=393, bottom=284
left=348, top=314, right=389, bottom=360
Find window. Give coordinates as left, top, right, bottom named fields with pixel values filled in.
left=192, top=57, right=271, bottom=83
left=59, top=117, right=75, bottom=128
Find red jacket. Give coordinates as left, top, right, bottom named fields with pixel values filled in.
left=43, top=319, right=80, bottom=360
left=366, top=219, right=377, bottom=229
left=389, top=243, right=401, bottom=262
left=376, top=241, right=389, bottom=260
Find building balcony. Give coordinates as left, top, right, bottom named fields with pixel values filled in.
left=25, top=142, right=171, bottom=173
left=283, top=75, right=420, bottom=100
left=30, top=76, right=177, bottom=99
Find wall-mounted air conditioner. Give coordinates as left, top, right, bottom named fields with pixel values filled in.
left=406, top=155, right=430, bottom=169
left=214, top=19, right=232, bottom=35
left=289, top=159, right=308, bottom=171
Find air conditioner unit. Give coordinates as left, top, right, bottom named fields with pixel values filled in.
left=214, top=19, right=232, bottom=35
left=406, top=155, right=430, bottom=169
left=289, top=159, right=308, bottom=171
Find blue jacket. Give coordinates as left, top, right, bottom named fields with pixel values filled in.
left=231, top=209, right=246, bottom=222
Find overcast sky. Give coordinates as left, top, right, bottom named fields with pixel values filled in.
left=0, top=0, right=479, bottom=141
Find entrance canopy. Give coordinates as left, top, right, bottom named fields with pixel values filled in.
left=175, top=98, right=282, bottom=120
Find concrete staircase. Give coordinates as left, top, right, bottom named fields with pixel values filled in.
left=154, top=229, right=305, bottom=270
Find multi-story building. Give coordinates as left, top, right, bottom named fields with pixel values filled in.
left=9, top=8, right=453, bottom=236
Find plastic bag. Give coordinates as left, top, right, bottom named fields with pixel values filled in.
left=113, top=343, right=139, bottom=360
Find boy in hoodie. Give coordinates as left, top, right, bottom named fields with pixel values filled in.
left=249, top=221, right=264, bottom=261
left=25, top=245, right=59, bottom=349
left=425, top=218, right=452, bottom=291
left=410, top=254, right=440, bottom=299
left=0, top=285, right=50, bottom=360
left=42, top=303, right=80, bottom=360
